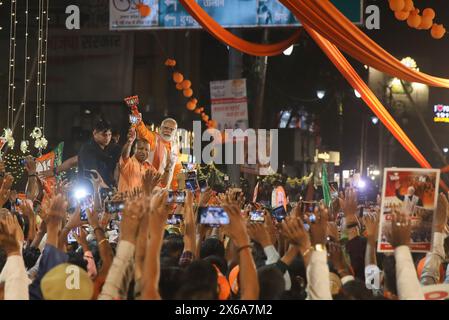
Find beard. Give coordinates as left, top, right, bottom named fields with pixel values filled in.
left=161, top=133, right=173, bottom=141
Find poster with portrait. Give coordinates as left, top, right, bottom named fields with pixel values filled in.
left=377, top=168, right=440, bottom=253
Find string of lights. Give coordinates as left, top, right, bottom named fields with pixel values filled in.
left=7, top=0, right=18, bottom=129
left=36, top=0, right=43, bottom=129
left=21, top=0, right=30, bottom=154
left=41, top=0, right=50, bottom=137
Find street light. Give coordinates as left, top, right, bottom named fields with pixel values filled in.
left=354, top=89, right=361, bottom=98
left=443, top=147, right=449, bottom=154
left=283, top=45, right=294, bottom=56
left=371, top=116, right=379, bottom=125
left=316, top=90, right=326, bottom=99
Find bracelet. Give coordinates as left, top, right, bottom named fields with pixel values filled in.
left=98, top=238, right=108, bottom=246
left=302, top=246, right=314, bottom=257
left=236, top=244, right=252, bottom=254
left=28, top=174, right=37, bottom=178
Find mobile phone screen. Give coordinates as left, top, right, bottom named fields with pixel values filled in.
left=185, top=179, right=198, bottom=192
left=105, top=201, right=125, bottom=214
left=129, top=114, right=139, bottom=125
left=167, top=214, right=183, bottom=225
left=199, top=207, right=229, bottom=225
left=249, top=210, right=265, bottom=223
left=198, top=179, right=208, bottom=192
left=167, top=191, right=186, bottom=204
left=272, top=206, right=287, bottom=222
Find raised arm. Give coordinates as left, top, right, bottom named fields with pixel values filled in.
left=421, top=192, right=448, bottom=285
left=222, top=191, right=259, bottom=300
left=141, top=191, right=172, bottom=300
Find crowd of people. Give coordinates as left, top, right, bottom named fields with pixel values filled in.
left=0, top=114, right=449, bottom=300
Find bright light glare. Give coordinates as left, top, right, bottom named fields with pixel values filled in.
left=283, top=45, right=294, bottom=56
left=354, top=89, right=362, bottom=98
left=74, top=188, right=88, bottom=199
left=357, top=179, right=366, bottom=189
left=316, top=90, right=326, bottom=99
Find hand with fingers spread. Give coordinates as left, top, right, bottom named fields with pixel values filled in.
left=20, top=199, right=37, bottom=241
left=328, top=242, right=351, bottom=277
left=221, top=193, right=250, bottom=247
left=148, top=190, right=172, bottom=236
left=142, top=168, right=162, bottom=196
left=46, top=194, right=68, bottom=226
left=363, top=212, right=379, bottom=244
left=280, top=216, right=311, bottom=254
left=86, top=207, right=100, bottom=229
left=0, top=213, right=22, bottom=256
left=339, top=188, right=358, bottom=224
left=388, top=209, right=411, bottom=248
left=199, top=187, right=214, bottom=207
left=74, top=227, right=89, bottom=251
left=24, top=156, right=37, bottom=176
left=64, top=205, right=84, bottom=231
left=309, top=203, right=329, bottom=246
left=121, top=198, right=148, bottom=245
left=327, top=221, right=339, bottom=242
left=247, top=222, right=272, bottom=248
left=434, top=192, right=449, bottom=233
left=0, top=174, right=14, bottom=208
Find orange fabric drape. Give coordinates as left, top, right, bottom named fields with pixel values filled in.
left=280, top=0, right=449, bottom=88
left=178, top=0, right=301, bottom=56
left=177, top=0, right=449, bottom=191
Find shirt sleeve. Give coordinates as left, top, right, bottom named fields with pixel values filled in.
left=420, top=232, right=445, bottom=285
left=28, top=244, right=68, bottom=300
left=394, top=245, right=424, bottom=300
left=98, top=240, right=135, bottom=300
left=263, top=245, right=280, bottom=265
left=306, top=250, right=332, bottom=300
left=0, top=255, right=30, bottom=300
left=135, top=121, right=156, bottom=150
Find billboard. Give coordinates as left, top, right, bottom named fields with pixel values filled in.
left=110, top=0, right=363, bottom=30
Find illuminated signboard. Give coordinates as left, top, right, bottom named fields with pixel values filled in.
left=434, top=104, right=449, bottom=123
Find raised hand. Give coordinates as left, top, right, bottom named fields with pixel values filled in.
left=280, top=216, right=311, bottom=253
left=328, top=242, right=350, bottom=275
left=45, top=194, right=68, bottom=227
left=247, top=222, right=272, bottom=248
left=148, top=190, right=172, bottom=236
left=221, top=193, right=250, bottom=248
left=434, top=192, right=449, bottom=233
left=0, top=213, right=22, bottom=256
left=74, top=227, right=89, bottom=250
left=199, top=187, right=214, bottom=207
left=127, top=127, right=137, bottom=144
left=0, top=174, right=14, bottom=207
left=65, top=205, right=84, bottom=230
left=24, top=156, right=37, bottom=175
left=339, top=188, right=358, bottom=224
left=142, top=169, right=162, bottom=196
left=387, top=209, right=411, bottom=248
left=86, top=207, right=100, bottom=229
left=363, top=212, right=379, bottom=244
left=121, top=198, right=149, bottom=245
left=327, top=221, right=339, bottom=242
left=309, top=203, right=329, bottom=246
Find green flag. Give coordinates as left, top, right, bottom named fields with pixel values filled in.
left=322, top=163, right=332, bottom=207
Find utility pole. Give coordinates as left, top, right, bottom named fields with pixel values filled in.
left=227, top=29, right=244, bottom=186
